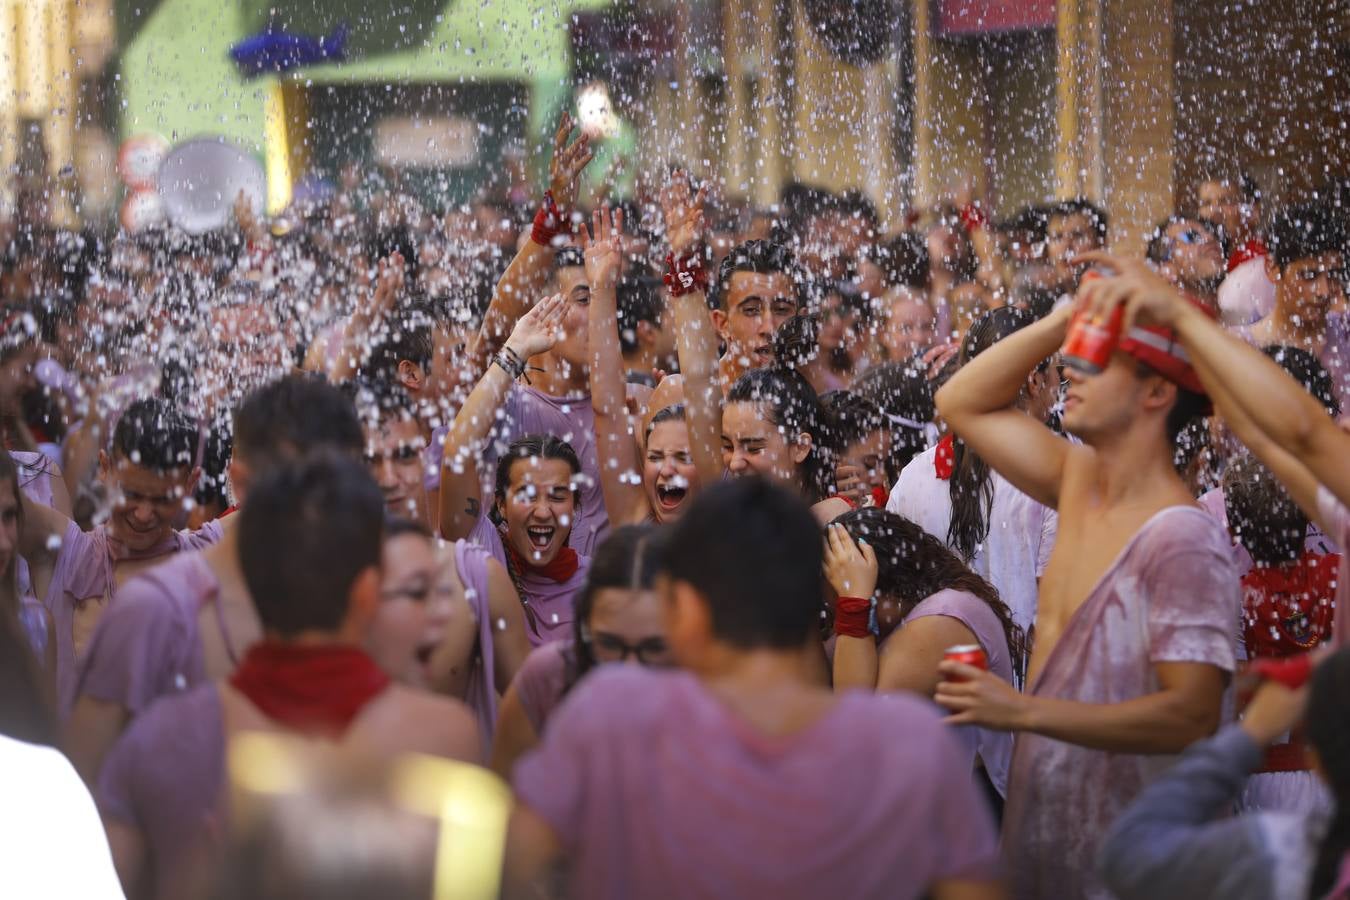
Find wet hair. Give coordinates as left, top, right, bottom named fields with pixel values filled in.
left=837, top=189, right=880, bottom=237
left=1223, top=454, right=1305, bottom=567
left=1159, top=380, right=1211, bottom=445
left=881, top=232, right=930, bottom=291
left=1305, top=648, right=1350, bottom=899
left=233, top=374, right=365, bottom=469
left=949, top=308, right=1041, bottom=561
left=710, top=239, right=803, bottom=312
left=771, top=311, right=822, bottom=369
left=1145, top=216, right=1221, bottom=264
left=644, top=403, right=687, bottom=445
left=820, top=390, right=890, bottom=483
left=616, top=276, right=666, bottom=356
left=1269, top=202, right=1348, bottom=270
left=492, top=435, right=583, bottom=527
left=830, top=507, right=1026, bottom=682
left=555, top=246, right=586, bottom=270
left=662, top=477, right=823, bottom=650
left=565, top=524, right=666, bottom=690
left=239, top=453, right=385, bottom=638
left=726, top=367, right=833, bottom=503
left=1049, top=198, right=1109, bottom=243
left=851, top=361, right=936, bottom=473
left=110, top=398, right=199, bottom=473
left=1262, top=344, right=1340, bottom=418
left=365, top=295, right=435, bottom=376
left=384, top=516, right=432, bottom=542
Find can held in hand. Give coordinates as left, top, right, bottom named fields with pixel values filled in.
left=1061, top=303, right=1124, bottom=375
left=943, top=644, right=988, bottom=681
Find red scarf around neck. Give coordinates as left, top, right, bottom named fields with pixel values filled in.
left=506, top=541, right=581, bottom=583
left=230, top=641, right=391, bottom=739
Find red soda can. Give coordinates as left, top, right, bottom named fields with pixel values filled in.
left=943, top=644, right=988, bottom=681
left=1061, top=303, right=1124, bottom=375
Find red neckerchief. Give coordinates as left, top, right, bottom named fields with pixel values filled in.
left=1228, top=237, right=1268, bottom=272
left=1241, top=551, right=1339, bottom=656
left=934, top=434, right=956, bottom=480
left=506, top=541, right=581, bottom=583
left=870, top=486, right=890, bottom=508
left=218, top=505, right=240, bottom=519
left=230, top=641, right=391, bottom=739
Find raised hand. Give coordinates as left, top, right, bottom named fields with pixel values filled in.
left=549, top=112, right=595, bottom=212
left=580, top=206, right=625, bottom=291
left=1073, top=251, right=1189, bottom=331
left=659, top=170, right=708, bottom=256
left=371, top=251, right=406, bottom=315
left=505, top=293, right=567, bottom=361
left=824, top=523, right=878, bottom=600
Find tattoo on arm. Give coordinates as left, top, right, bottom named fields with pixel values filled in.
left=465, top=497, right=480, bottom=519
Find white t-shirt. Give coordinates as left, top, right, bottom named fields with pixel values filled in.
left=888, top=445, right=1055, bottom=633
left=0, top=733, right=124, bottom=899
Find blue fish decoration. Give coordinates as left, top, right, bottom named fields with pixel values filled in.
left=230, top=23, right=347, bottom=77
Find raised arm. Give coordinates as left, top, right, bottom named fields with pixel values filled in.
left=582, top=206, right=648, bottom=526
left=327, top=252, right=404, bottom=383
left=824, top=524, right=880, bottom=691
left=1079, top=251, right=1350, bottom=509
left=438, top=294, right=567, bottom=542
left=660, top=173, right=724, bottom=488
left=934, top=305, right=1074, bottom=509
left=470, top=114, right=594, bottom=369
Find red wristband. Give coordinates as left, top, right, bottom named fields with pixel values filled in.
left=833, top=596, right=872, bottom=639
left=958, top=203, right=988, bottom=233
left=1249, top=654, right=1314, bottom=691
left=531, top=191, right=567, bottom=247
left=663, top=249, right=710, bottom=296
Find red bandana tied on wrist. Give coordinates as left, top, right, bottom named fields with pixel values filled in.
left=531, top=191, right=567, bottom=247
left=664, top=247, right=711, bottom=296
left=833, top=596, right=872, bottom=638
left=506, top=542, right=581, bottom=583
left=230, top=641, right=391, bottom=739
left=934, top=434, right=956, bottom=480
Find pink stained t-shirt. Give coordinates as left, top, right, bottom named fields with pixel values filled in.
left=1001, top=506, right=1240, bottom=900
left=514, top=667, right=1001, bottom=900
left=46, top=519, right=224, bottom=713
left=899, top=589, right=1015, bottom=797
left=469, top=516, right=589, bottom=648
left=453, top=537, right=501, bottom=753
left=73, top=551, right=226, bottom=717
left=1318, top=485, right=1350, bottom=647
left=511, top=639, right=571, bottom=734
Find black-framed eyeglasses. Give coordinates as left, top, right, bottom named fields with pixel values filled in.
left=582, top=628, right=673, bottom=667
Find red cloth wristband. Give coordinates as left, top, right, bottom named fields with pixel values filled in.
left=1248, top=654, right=1314, bottom=691
left=958, top=203, right=988, bottom=233
left=833, top=596, right=872, bottom=639
left=531, top=191, right=567, bottom=247
left=663, top=249, right=710, bottom=297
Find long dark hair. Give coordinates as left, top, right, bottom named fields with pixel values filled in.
left=726, top=366, right=833, bottom=503
left=948, top=307, right=1039, bottom=561
left=1305, top=648, right=1350, bottom=898
left=0, top=451, right=54, bottom=745
left=831, top=507, right=1027, bottom=683
left=563, top=525, right=665, bottom=694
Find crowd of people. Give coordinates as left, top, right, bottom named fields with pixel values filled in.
left=4, top=107, right=1350, bottom=899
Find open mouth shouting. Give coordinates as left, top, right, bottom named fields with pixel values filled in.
left=655, top=477, right=690, bottom=513
left=525, top=524, right=558, bottom=559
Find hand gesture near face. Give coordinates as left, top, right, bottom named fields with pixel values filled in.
left=824, top=523, right=878, bottom=600
left=505, top=293, right=568, bottom=362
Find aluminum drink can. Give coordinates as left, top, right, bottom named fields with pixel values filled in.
left=1061, top=303, right=1124, bottom=375
left=943, top=644, right=988, bottom=681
